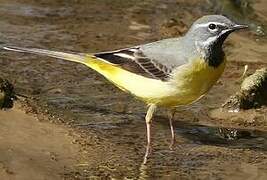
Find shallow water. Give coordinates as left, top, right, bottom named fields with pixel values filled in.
left=0, top=0, right=267, bottom=179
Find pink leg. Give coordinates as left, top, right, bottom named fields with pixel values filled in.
left=168, top=109, right=176, bottom=150
left=143, top=104, right=156, bottom=164
left=143, top=121, right=151, bottom=164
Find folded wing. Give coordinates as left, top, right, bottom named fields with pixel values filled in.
left=94, top=47, right=172, bottom=81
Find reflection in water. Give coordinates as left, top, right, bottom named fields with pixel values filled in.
left=138, top=163, right=149, bottom=180
left=218, top=127, right=252, bottom=140
left=171, top=120, right=267, bottom=152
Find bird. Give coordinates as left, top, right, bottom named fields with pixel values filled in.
left=2, top=15, right=247, bottom=163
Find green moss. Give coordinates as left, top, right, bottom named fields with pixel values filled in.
left=223, top=68, right=267, bottom=110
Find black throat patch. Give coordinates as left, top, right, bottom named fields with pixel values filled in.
left=204, top=45, right=225, bottom=67
left=202, top=32, right=229, bottom=68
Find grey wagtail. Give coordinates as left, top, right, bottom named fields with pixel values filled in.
left=2, top=15, right=247, bottom=163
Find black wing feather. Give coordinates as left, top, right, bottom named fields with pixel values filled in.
left=94, top=47, right=172, bottom=81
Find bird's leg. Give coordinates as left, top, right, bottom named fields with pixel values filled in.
left=168, top=109, right=176, bottom=150
left=143, top=104, right=157, bottom=164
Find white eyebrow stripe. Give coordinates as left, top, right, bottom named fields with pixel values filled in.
left=194, top=22, right=227, bottom=28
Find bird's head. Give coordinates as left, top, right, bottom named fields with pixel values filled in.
left=186, top=15, right=248, bottom=67
left=187, top=15, right=248, bottom=48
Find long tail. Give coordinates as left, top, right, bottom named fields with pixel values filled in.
left=2, top=46, right=89, bottom=65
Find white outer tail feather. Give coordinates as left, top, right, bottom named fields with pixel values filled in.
left=3, top=46, right=87, bottom=64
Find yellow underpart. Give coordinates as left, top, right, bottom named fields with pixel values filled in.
left=82, top=55, right=226, bottom=107
left=168, top=57, right=226, bottom=106
left=83, top=56, right=175, bottom=101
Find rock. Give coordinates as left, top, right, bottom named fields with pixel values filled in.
left=223, top=67, right=267, bottom=111
left=0, top=78, right=16, bottom=109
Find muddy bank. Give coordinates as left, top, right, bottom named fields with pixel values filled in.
left=0, top=103, right=83, bottom=180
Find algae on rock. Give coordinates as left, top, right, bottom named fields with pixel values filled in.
left=0, top=78, right=16, bottom=109
left=223, top=67, right=267, bottom=111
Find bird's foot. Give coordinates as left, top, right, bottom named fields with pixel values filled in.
left=143, top=144, right=152, bottom=164
left=169, top=138, right=176, bottom=151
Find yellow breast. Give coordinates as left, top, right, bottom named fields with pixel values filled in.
left=165, top=57, right=226, bottom=106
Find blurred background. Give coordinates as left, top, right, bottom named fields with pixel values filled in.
left=0, top=0, right=267, bottom=179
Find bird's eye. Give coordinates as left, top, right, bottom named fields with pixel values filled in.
left=208, top=23, right=217, bottom=30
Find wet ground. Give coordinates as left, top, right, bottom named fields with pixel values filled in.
left=0, top=104, right=82, bottom=179
left=0, top=0, right=267, bottom=179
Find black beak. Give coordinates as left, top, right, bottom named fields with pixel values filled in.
left=232, top=24, right=249, bottom=31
